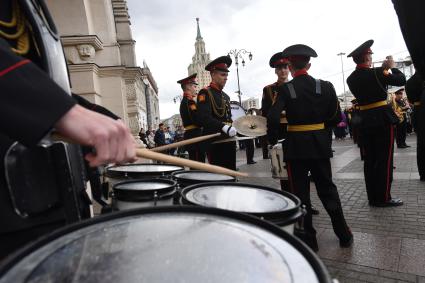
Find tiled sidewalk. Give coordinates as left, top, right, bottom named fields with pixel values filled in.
left=237, top=135, right=425, bottom=283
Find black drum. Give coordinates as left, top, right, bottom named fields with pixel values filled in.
left=0, top=206, right=333, bottom=283
left=181, top=182, right=303, bottom=234
left=112, top=179, right=177, bottom=210
left=171, top=170, right=236, bottom=188
left=106, top=163, right=184, bottom=186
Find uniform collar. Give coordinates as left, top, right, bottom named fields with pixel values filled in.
left=183, top=92, right=195, bottom=100
left=209, top=82, right=223, bottom=91
left=356, top=64, right=370, bottom=69
left=293, top=69, right=308, bottom=78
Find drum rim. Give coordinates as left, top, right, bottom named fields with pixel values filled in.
left=112, top=178, right=177, bottom=201
left=181, top=182, right=302, bottom=218
left=105, top=163, right=184, bottom=178
left=0, top=206, right=332, bottom=283
left=171, top=170, right=236, bottom=183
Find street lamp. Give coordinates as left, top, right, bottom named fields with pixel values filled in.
left=337, top=52, right=347, bottom=108
left=228, top=49, right=253, bottom=105
left=173, top=95, right=182, bottom=104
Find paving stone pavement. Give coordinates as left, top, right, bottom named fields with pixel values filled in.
left=237, top=134, right=425, bottom=283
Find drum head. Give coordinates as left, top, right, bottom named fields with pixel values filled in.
left=0, top=207, right=330, bottom=283
left=113, top=179, right=176, bottom=201
left=106, top=163, right=184, bottom=179
left=230, top=101, right=246, bottom=121
left=172, top=170, right=235, bottom=184
left=182, top=182, right=301, bottom=219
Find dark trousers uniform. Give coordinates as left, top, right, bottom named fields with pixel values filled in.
left=184, top=128, right=205, bottom=163
left=418, top=102, right=425, bottom=179
left=207, top=142, right=236, bottom=171
left=245, top=139, right=254, bottom=163
left=396, top=120, right=407, bottom=147
left=286, top=158, right=351, bottom=244
left=362, top=125, right=395, bottom=203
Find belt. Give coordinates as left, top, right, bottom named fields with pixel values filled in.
left=359, top=100, right=387, bottom=111
left=414, top=102, right=421, bottom=106
left=184, top=125, right=199, bottom=130
left=287, top=123, right=325, bottom=132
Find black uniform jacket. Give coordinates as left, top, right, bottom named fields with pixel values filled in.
left=346, top=67, right=406, bottom=128
left=261, top=83, right=278, bottom=117
left=406, top=72, right=424, bottom=104
left=267, top=74, right=339, bottom=160
left=0, top=40, right=76, bottom=233
left=179, top=96, right=203, bottom=148
left=196, top=85, right=232, bottom=136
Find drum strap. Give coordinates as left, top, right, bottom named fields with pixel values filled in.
left=287, top=80, right=321, bottom=99
left=315, top=79, right=321, bottom=95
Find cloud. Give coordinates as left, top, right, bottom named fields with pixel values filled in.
left=128, top=0, right=408, bottom=119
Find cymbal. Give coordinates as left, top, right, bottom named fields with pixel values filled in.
left=232, top=115, right=267, bottom=137
left=212, top=136, right=254, bottom=144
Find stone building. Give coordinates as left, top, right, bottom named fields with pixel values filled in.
left=45, top=0, right=160, bottom=140
left=188, top=18, right=211, bottom=90
left=242, top=98, right=260, bottom=111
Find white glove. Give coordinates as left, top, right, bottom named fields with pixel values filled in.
left=222, top=125, right=237, bottom=137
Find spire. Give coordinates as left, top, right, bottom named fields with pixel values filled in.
left=196, top=18, right=202, bottom=40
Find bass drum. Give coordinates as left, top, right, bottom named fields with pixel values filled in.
left=0, top=206, right=333, bottom=283
left=112, top=179, right=177, bottom=210
left=181, top=182, right=303, bottom=234
left=230, top=101, right=246, bottom=121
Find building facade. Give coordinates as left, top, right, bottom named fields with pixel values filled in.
left=188, top=18, right=211, bottom=90
left=242, top=97, right=260, bottom=110
left=46, top=0, right=160, bottom=141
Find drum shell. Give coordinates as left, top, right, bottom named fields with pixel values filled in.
left=181, top=182, right=302, bottom=234
left=0, top=206, right=333, bottom=283
left=112, top=179, right=177, bottom=211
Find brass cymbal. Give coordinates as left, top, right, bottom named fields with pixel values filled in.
left=232, top=115, right=267, bottom=137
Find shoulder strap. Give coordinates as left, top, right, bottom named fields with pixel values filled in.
left=315, top=79, right=321, bottom=95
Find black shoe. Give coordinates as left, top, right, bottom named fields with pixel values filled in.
left=404, top=144, right=411, bottom=148
left=340, top=235, right=354, bottom=248
left=247, top=160, right=257, bottom=165
left=371, top=198, right=403, bottom=207
left=311, top=206, right=320, bottom=215
left=397, top=145, right=408, bottom=148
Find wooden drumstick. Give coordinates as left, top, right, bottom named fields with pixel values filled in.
left=149, top=133, right=221, bottom=152
left=136, top=148, right=248, bottom=178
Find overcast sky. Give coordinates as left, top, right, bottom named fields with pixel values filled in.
left=127, top=0, right=408, bottom=119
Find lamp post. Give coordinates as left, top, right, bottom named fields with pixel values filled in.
left=337, top=52, right=347, bottom=108
left=228, top=49, right=253, bottom=105
left=173, top=95, right=182, bottom=104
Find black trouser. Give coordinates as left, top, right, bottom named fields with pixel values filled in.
left=245, top=139, right=254, bottom=163
left=285, top=158, right=351, bottom=242
left=396, top=120, right=407, bottom=147
left=261, top=136, right=269, bottom=159
left=188, top=148, right=205, bottom=163
left=361, top=125, right=395, bottom=204
left=207, top=142, right=236, bottom=170
left=416, top=105, right=425, bottom=179
left=0, top=220, right=65, bottom=260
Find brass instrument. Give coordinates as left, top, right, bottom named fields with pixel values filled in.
left=390, top=93, right=408, bottom=123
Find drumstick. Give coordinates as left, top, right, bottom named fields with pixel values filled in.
left=150, top=133, right=221, bottom=152
left=136, top=148, right=248, bottom=178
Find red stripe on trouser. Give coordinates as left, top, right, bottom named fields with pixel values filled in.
left=286, top=161, right=295, bottom=193
left=385, top=126, right=394, bottom=201
left=0, top=59, right=31, bottom=77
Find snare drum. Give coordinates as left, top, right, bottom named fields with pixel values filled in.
left=269, top=143, right=288, bottom=179
left=0, top=206, right=333, bottom=283
left=106, top=163, right=184, bottom=186
left=112, top=179, right=177, bottom=210
left=172, top=170, right=236, bottom=188
left=181, top=182, right=302, bottom=234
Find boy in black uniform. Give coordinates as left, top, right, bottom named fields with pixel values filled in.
left=178, top=73, right=205, bottom=162
left=196, top=56, right=237, bottom=170
left=0, top=0, right=136, bottom=259
left=267, top=44, right=352, bottom=251
left=405, top=71, right=425, bottom=181
left=346, top=40, right=406, bottom=207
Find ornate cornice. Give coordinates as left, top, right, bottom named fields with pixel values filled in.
left=61, top=35, right=104, bottom=50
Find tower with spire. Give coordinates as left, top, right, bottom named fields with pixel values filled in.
left=188, top=18, right=211, bottom=90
